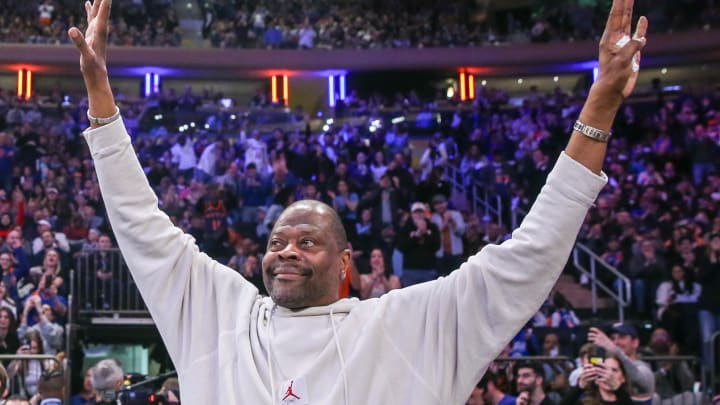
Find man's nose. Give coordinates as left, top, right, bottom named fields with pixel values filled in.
left=278, top=242, right=300, bottom=260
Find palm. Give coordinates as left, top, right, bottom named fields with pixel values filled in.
left=597, top=0, right=648, bottom=98
left=69, top=0, right=110, bottom=77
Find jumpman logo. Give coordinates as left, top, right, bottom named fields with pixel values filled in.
left=282, top=380, right=301, bottom=401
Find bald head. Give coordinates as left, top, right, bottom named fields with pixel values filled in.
left=262, top=199, right=352, bottom=309
left=273, top=200, right=347, bottom=252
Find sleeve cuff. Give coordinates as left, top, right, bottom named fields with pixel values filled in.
left=82, top=118, right=131, bottom=157
left=546, top=152, right=608, bottom=206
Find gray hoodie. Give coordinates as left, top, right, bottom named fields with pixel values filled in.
left=84, top=118, right=606, bottom=404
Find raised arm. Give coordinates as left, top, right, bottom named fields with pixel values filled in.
left=68, top=0, right=257, bottom=372
left=376, top=1, right=648, bottom=402
left=566, top=0, right=647, bottom=174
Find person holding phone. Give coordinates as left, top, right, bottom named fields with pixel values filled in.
left=561, top=352, right=633, bottom=405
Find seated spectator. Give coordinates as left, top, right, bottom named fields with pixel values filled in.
left=561, top=352, right=633, bottom=405
left=514, top=360, right=555, bottom=405
left=359, top=248, right=401, bottom=299
left=70, top=367, right=96, bottom=405
left=4, top=395, right=30, bottom=405
left=550, top=294, right=580, bottom=329
left=477, top=370, right=516, bottom=405
left=628, top=239, right=669, bottom=316
left=587, top=324, right=655, bottom=402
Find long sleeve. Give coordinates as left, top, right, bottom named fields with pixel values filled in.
left=83, top=119, right=259, bottom=372
left=611, top=349, right=655, bottom=396
left=377, top=152, right=607, bottom=403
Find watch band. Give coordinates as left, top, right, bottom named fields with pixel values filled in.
left=573, top=120, right=612, bottom=143
left=87, top=106, right=121, bottom=126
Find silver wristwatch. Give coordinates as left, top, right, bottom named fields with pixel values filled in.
left=573, top=120, right=611, bottom=143
left=87, top=106, right=121, bottom=126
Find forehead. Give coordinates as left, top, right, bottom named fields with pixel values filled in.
left=275, top=206, right=332, bottom=230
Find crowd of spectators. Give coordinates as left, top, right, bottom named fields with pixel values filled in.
left=0, top=0, right=718, bottom=48
left=205, top=0, right=720, bottom=49
left=0, top=0, right=181, bottom=46
left=0, top=72, right=719, bottom=400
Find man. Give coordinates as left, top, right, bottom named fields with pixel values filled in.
left=588, top=323, right=655, bottom=402
left=430, top=194, right=466, bottom=276
left=397, top=202, right=441, bottom=286
left=92, top=359, right=124, bottom=404
left=69, top=0, right=647, bottom=402
left=36, top=369, right=65, bottom=405
left=31, top=220, right=69, bottom=256
left=479, top=370, right=516, bottom=405
left=515, top=361, right=554, bottom=405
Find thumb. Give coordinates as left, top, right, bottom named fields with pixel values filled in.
left=68, top=27, right=92, bottom=59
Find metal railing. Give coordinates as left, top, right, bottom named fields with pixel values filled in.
left=0, top=354, right=67, bottom=403
left=709, top=331, right=720, bottom=395
left=444, top=163, right=504, bottom=227
left=73, top=248, right=149, bottom=317
left=446, top=160, right=632, bottom=319
left=572, top=243, right=631, bottom=322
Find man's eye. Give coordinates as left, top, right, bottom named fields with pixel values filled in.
left=301, top=239, right=315, bottom=247
left=269, top=240, right=283, bottom=248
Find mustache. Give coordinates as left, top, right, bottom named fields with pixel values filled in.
left=266, top=263, right=313, bottom=276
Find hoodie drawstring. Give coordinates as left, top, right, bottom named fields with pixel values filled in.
left=265, top=305, right=277, bottom=404
left=329, top=308, right=349, bottom=405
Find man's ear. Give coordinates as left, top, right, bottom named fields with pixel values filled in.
left=339, top=249, right=351, bottom=280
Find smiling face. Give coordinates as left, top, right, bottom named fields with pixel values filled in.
left=262, top=201, right=351, bottom=309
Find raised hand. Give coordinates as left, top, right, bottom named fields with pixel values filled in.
left=67, top=0, right=117, bottom=123
left=68, top=0, right=111, bottom=87
left=596, top=0, right=648, bottom=100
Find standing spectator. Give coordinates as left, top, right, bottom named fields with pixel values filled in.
left=0, top=307, right=19, bottom=360
left=195, top=140, right=223, bottom=184
left=627, top=240, right=668, bottom=316
left=17, top=296, right=63, bottom=355
left=170, top=135, right=197, bottom=181
left=0, top=132, right=16, bottom=193
left=655, top=264, right=701, bottom=349
left=697, top=233, right=720, bottom=374
left=430, top=194, right=466, bottom=276
left=397, top=202, right=440, bottom=287
left=8, top=330, right=47, bottom=398
left=297, top=19, right=316, bottom=49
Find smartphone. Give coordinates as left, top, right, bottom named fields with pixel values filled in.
left=589, top=347, right=606, bottom=365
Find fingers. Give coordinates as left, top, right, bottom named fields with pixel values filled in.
left=97, top=0, right=112, bottom=24
left=621, top=0, right=634, bottom=35
left=619, top=17, right=647, bottom=62
left=91, top=0, right=102, bottom=20
left=605, top=0, right=626, bottom=33
left=68, top=27, right=92, bottom=59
